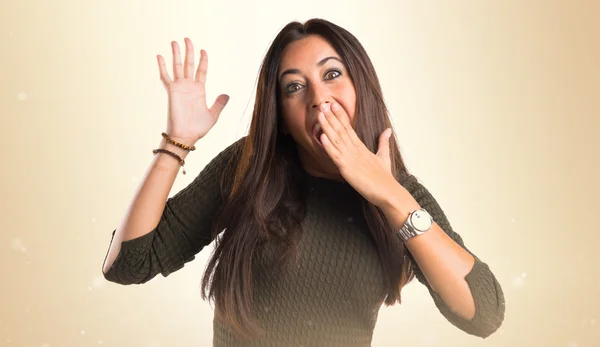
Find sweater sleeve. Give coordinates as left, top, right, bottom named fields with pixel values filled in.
left=102, top=137, right=245, bottom=285
left=402, top=174, right=506, bottom=338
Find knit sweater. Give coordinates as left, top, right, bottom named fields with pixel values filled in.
left=102, top=137, right=505, bottom=346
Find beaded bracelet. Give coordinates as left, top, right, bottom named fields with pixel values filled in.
left=152, top=148, right=187, bottom=175
left=161, top=132, right=196, bottom=151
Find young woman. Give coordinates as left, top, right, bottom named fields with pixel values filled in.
left=102, top=18, right=505, bottom=347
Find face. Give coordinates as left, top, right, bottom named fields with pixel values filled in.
left=278, top=35, right=357, bottom=180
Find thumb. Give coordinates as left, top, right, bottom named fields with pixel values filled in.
left=376, top=128, right=392, bottom=159
left=209, top=94, right=230, bottom=118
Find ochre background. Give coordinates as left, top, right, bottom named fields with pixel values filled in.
left=1, top=1, right=598, bottom=346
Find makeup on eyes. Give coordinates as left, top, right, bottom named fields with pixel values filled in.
left=282, top=67, right=344, bottom=95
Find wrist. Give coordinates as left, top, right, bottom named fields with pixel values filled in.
left=159, top=138, right=192, bottom=159
left=381, top=200, right=411, bottom=231
left=168, top=134, right=199, bottom=146
left=382, top=186, right=415, bottom=218
left=380, top=185, right=421, bottom=231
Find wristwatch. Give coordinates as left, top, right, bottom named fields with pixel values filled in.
left=398, top=208, right=433, bottom=242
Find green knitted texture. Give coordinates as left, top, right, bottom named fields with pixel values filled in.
left=103, top=138, right=505, bottom=346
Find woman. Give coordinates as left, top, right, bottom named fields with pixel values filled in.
left=102, top=18, right=505, bottom=347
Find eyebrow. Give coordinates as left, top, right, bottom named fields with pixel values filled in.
left=278, top=56, right=343, bottom=82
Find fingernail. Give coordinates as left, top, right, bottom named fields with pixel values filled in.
left=331, top=102, right=338, bottom=111
left=320, top=103, right=330, bottom=112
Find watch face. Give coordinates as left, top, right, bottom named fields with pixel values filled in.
left=410, top=210, right=432, bottom=232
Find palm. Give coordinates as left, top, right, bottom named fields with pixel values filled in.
left=168, top=80, right=213, bottom=139
left=157, top=38, right=229, bottom=143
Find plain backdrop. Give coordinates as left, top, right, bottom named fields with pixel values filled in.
left=1, top=1, right=599, bottom=346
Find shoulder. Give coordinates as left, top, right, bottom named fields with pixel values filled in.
left=191, top=137, right=247, bottom=186
left=206, top=136, right=247, bottom=168
left=398, top=171, right=424, bottom=195
left=398, top=171, right=417, bottom=188
left=217, top=136, right=247, bottom=159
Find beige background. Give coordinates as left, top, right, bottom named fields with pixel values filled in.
left=1, top=0, right=599, bottom=346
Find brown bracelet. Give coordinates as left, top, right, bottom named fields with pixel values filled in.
left=161, top=132, right=196, bottom=151
left=153, top=148, right=186, bottom=175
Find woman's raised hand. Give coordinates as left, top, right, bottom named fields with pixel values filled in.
left=157, top=38, right=229, bottom=144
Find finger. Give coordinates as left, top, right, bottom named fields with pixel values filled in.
left=195, top=49, right=208, bottom=84
left=330, top=102, right=352, bottom=126
left=330, top=102, right=360, bottom=144
left=319, top=111, right=342, bottom=150
left=209, top=94, right=230, bottom=118
left=376, top=128, right=392, bottom=159
left=325, top=110, right=348, bottom=144
left=171, top=41, right=184, bottom=80
left=183, top=38, right=195, bottom=79
left=320, top=132, right=342, bottom=162
left=320, top=107, right=350, bottom=149
left=157, top=55, right=172, bottom=86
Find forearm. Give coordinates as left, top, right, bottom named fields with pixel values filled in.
left=381, top=187, right=476, bottom=320
left=102, top=137, right=194, bottom=274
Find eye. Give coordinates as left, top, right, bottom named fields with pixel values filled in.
left=325, top=68, right=342, bottom=80
left=285, top=82, right=303, bottom=94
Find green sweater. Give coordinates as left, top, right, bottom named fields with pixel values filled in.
left=102, top=138, right=505, bottom=346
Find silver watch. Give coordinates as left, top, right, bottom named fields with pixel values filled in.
left=398, top=208, right=433, bottom=241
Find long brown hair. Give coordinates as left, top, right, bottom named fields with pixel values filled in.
left=201, top=18, right=415, bottom=339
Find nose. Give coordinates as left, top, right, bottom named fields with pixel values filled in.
left=312, top=101, right=330, bottom=110
left=309, top=83, right=332, bottom=110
